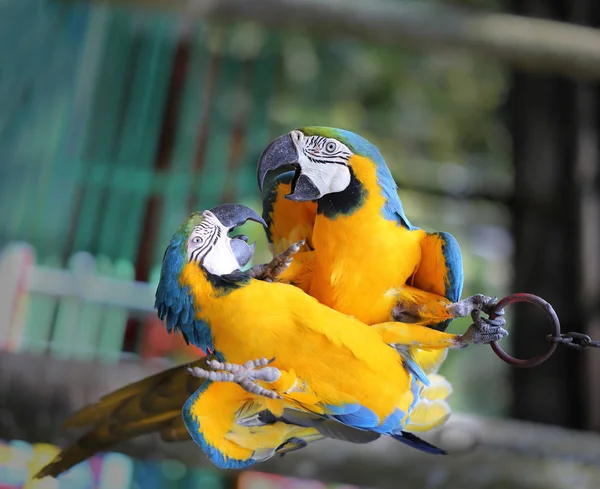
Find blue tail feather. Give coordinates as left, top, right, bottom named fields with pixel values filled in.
left=390, top=431, right=446, bottom=455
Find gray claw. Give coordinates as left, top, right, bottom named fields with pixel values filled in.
left=188, top=357, right=282, bottom=399
left=448, top=294, right=508, bottom=348
left=458, top=308, right=509, bottom=347
left=247, top=241, right=304, bottom=282
left=459, top=323, right=509, bottom=346
left=477, top=315, right=506, bottom=328
left=448, top=294, right=499, bottom=318
left=188, top=366, right=235, bottom=382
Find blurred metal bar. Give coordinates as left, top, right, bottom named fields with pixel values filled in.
left=28, top=263, right=155, bottom=313
left=66, top=0, right=600, bottom=80
left=508, top=0, right=600, bottom=430
left=2, top=350, right=600, bottom=488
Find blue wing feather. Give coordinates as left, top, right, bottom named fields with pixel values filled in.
left=182, top=382, right=255, bottom=469
left=373, top=408, right=405, bottom=434
left=394, top=345, right=430, bottom=387
left=155, top=238, right=213, bottom=351
left=332, top=406, right=381, bottom=429
left=437, top=231, right=464, bottom=302
left=377, top=171, right=415, bottom=230
left=411, top=231, right=464, bottom=305
left=323, top=403, right=362, bottom=416
left=412, top=231, right=464, bottom=331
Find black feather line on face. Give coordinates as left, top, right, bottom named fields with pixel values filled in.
left=302, top=136, right=352, bottom=166
left=316, top=166, right=366, bottom=218
left=203, top=269, right=251, bottom=296
left=188, top=223, right=219, bottom=263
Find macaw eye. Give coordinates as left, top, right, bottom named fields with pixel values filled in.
left=192, top=237, right=203, bottom=244
left=325, top=141, right=337, bottom=153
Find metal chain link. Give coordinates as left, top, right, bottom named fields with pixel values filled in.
left=490, top=293, right=600, bottom=368
left=546, top=332, right=600, bottom=350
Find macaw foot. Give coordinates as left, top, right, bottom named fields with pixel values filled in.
left=188, top=358, right=282, bottom=399
left=458, top=309, right=508, bottom=347
left=447, top=294, right=508, bottom=347
left=447, top=293, right=501, bottom=318
left=247, top=240, right=305, bottom=282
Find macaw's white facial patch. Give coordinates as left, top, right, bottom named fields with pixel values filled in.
left=187, top=210, right=240, bottom=276
left=291, top=130, right=353, bottom=197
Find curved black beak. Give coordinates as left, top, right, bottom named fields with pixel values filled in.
left=209, top=204, right=267, bottom=230
left=285, top=174, right=321, bottom=201
left=257, top=133, right=299, bottom=192
left=209, top=204, right=265, bottom=269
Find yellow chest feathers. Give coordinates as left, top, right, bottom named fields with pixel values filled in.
left=309, top=155, right=424, bottom=321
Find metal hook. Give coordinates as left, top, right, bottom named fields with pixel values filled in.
left=489, top=293, right=561, bottom=368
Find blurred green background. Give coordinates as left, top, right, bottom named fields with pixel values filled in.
left=1, top=0, right=599, bottom=488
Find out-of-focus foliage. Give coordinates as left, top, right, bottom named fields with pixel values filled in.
left=0, top=0, right=512, bottom=416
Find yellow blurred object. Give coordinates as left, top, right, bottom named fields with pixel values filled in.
left=23, top=444, right=62, bottom=489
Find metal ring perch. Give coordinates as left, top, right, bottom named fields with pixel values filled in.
left=489, top=293, right=561, bottom=368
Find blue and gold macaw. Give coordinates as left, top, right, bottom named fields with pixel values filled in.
left=36, top=204, right=459, bottom=478
left=257, top=127, right=507, bottom=374
left=155, top=206, right=475, bottom=468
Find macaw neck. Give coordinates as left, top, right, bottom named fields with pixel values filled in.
left=316, top=166, right=366, bottom=219
left=204, top=269, right=251, bottom=292
left=312, top=162, right=405, bottom=253
left=155, top=262, right=250, bottom=351
left=309, top=155, right=422, bottom=323
left=180, top=264, right=251, bottom=307
left=316, top=155, right=385, bottom=221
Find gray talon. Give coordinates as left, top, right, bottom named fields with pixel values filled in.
left=448, top=294, right=499, bottom=318
left=458, top=308, right=509, bottom=347
left=459, top=323, right=509, bottom=346
left=188, top=357, right=282, bottom=399
left=247, top=241, right=304, bottom=282
left=478, top=315, right=506, bottom=328
left=471, top=309, right=506, bottom=328
left=448, top=294, right=508, bottom=348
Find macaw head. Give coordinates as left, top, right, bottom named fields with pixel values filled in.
left=164, top=204, right=267, bottom=277
left=257, top=127, right=387, bottom=202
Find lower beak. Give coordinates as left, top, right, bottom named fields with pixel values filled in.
left=230, top=239, right=256, bottom=269
left=285, top=173, right=322, bottom=201
left=209, top=204, right=264, bottom=270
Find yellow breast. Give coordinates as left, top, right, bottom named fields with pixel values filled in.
left=180, top=264, right=414, bottom=419
left=267, top=180, right=317, bottom=254
left=309, top=155, right=425, bottom=324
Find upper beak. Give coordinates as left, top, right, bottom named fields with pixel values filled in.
left=257, top=133, right=299, bottom=192
left=209, top=204, right=267, bottom=230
